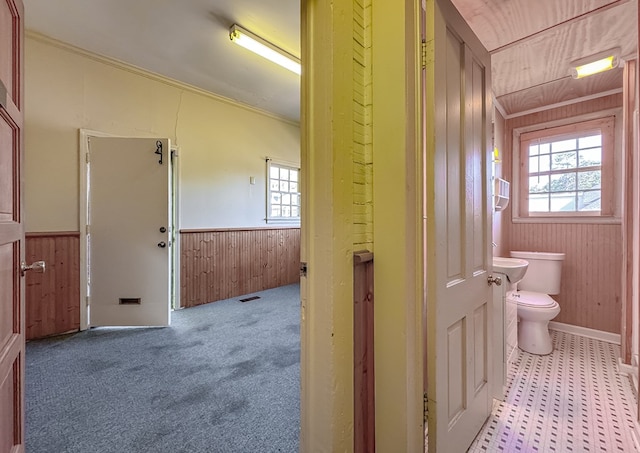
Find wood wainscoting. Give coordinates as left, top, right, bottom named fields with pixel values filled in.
left=354, top=251, right=374, bottom=453
left=25, top=232, right=80, bottom=340
left=508, top=223, right=622, bottom=334
left=180, top=227, right=300, bottom=308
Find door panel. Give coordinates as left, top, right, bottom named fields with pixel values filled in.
left=88, top=137, right=171, bottom=327
left=0, top=120, right=15, bottom=221
left=426, top=0, right=492, bottom=451
left=0, top=0, right=24, bottom=451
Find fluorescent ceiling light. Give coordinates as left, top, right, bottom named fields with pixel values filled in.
left=570, top=50, right=620, bottom=79
left=229, top=24, right=301, bottom=75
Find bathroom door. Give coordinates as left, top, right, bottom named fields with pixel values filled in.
left=425, top=0, right=493, bottom=451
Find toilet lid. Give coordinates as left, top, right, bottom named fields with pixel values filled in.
left=509, top=290, right=557, bottom=308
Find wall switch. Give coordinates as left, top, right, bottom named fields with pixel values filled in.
left=250, top=176, right=256, bottom=185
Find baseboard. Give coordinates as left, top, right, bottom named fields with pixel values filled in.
left=618, top=357, right=637, bottom=375
left=618, top=356, right=639, bottom=393
left=548, top=321, right=621, bottom=345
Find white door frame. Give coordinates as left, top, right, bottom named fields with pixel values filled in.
left=78, top=129, right=180, bottom=329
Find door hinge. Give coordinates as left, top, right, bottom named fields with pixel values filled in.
left=86, top=296, right=90, bottom=307
left=423, top=393, right=428, bottom=424
left=421, top=39, right=434, bottom=70
left=86, top=225, right=90, bottom=235
left=300, top=262, right=307, bottom=277
left=85, top=152, right=90, bottom=163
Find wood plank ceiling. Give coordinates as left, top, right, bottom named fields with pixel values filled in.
left=452, top=0, right=637, bottom=117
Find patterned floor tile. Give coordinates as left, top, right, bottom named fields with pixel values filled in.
left=466, top=331, right=638, bottom=452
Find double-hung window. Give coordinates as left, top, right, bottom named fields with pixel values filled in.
left=517, top=116, right=615, bottom=219
left=267, top=160, right=300, bottom=223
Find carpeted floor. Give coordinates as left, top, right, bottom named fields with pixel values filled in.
left=26, top=284, right=300, bottom=453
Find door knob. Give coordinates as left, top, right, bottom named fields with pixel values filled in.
left=487, top=275, right=502, bottom=286
left=21, top=260, right=46, bottom=277
left=157, top=242, right=166, bottom=248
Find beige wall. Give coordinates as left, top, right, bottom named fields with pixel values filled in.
left=24, top=34, right=300, bottom=232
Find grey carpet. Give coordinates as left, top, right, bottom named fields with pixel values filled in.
left=26, top=284, right=300, bottom=453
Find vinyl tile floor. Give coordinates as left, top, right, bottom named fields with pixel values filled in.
left=467, top=331, right=638, bottom=452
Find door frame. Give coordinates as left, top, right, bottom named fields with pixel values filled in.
left=78, top=129, right=180, bottom=329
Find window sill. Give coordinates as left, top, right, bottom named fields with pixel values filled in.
left=512, top=216, right=621, bottom=224
left=266, top=218, right=301, bottom=226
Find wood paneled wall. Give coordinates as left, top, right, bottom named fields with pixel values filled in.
left=354, top=250, right=374, bottom=453
left=508, top=223, right=622, bottom=333
left=180, top=227, right=300, bottom=307
left=503, top=94, right=624, bottom=334
left=621, top=60, right=637, bottom=361
left=25, top=232, right=80, bottom=340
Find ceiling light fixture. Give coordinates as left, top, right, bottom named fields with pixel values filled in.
left=570, top=49, right=620, bottom=79
left=229, top=24, right=301, bottom=75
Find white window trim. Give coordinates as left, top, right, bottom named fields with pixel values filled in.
left=512, top=109, right=622, bottom=224
left=266, top=158, right=301, bottom=225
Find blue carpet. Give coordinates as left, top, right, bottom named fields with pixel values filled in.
left=26, top=284, right=300, bottom=453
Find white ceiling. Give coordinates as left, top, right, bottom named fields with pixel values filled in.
left=24, top=0, right=301, bottom=121
left=24, top=0, right=637, bottom=122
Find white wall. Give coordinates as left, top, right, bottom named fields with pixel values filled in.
left=25, top=34, right=300, bottom=232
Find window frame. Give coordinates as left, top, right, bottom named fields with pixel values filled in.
left=514, top=115, right=616, bottom=222
left=266, top=158, right=301, bottom=225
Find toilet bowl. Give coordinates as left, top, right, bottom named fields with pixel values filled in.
left=510, top=290, right=560, bottom=355
left=510, top=251, right=565, bottom=355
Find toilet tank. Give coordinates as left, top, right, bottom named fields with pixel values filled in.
left=510, top=251, right=565, bottom=295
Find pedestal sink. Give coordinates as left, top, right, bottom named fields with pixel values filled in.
left=493, top=257, right=529, bottom=283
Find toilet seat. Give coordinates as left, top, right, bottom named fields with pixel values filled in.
left=511, top=290, right=557, bottom=308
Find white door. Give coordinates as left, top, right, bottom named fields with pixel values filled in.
left=87, top=136, right=171, bottom=326
left=425, top=0, right=493, bottom=451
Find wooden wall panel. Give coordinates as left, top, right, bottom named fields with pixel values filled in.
left=25, top=232, right=80, bottom=340
left=509, top=223, right=622, bottom=333
left=180, top=228, right=300, bottom=308
left=503, top=94, right=624, bottom=334
left=621, top=60, right=636, bottom=362
left=354, top=250, right=374, bottom=453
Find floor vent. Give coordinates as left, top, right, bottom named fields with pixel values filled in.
left=239, top=296, right=261, bottom=303
left=119, top=298, right=141, bottom=305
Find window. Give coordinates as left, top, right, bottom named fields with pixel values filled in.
left=267, top=160, right=300, bottom=223
left=517, top=117, right=615, bottom=218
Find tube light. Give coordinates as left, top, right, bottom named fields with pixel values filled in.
left=229, top=24, right=301, bottom=75
left=570, top=50, right=620, bottom=79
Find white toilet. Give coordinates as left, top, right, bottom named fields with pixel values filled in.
left=509, top=251, right=565, bottom=355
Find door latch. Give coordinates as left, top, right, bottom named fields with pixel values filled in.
left=300, top=262, right=307, bottom=277
left=21, top=260, right=46, bottom=277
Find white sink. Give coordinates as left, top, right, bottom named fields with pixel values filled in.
left=492, top=257, right=529, bottom=283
